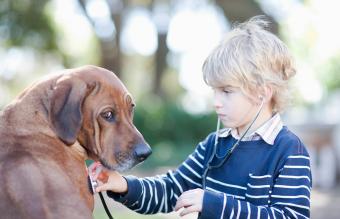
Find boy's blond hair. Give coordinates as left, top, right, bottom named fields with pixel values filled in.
left=202, top=15, right=296, bottom=113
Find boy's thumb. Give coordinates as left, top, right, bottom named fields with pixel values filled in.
left=95, top=184, right=111, bottom=193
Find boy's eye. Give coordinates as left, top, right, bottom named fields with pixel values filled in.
left=212, top=87, right=234, bottom=95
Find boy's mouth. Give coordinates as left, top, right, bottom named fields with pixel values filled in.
left=217, top=113, right=227, bottom=118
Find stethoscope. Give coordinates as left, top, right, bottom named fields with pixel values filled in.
left=202, top=97, right=265, bottom=189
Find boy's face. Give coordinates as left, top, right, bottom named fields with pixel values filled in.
left=213, top=86, right=260, bottom=132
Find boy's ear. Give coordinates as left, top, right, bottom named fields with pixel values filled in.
left=258, top=86, right=273, bottom=104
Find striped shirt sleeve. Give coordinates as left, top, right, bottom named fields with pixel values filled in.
left=107, top=138, right=210, bottom=214
left=201, top=154, right=311, bottom=219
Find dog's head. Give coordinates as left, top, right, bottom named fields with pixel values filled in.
left=49, top=65, right=151, bottom=172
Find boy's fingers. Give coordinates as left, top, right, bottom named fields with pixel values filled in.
left=89, top=162, right=102, bottom=179
left=89, top=161, right=101, bottom=172
left=93, top=173, right=99, bottom=181
left=95, top=183, right=112, bottom=193
left=175, top=197, right=192, bottom=211
left=174, top=199, right=183, bottom=211
left=179, top=205, right=200, bottom=217
left=93, top=167, right=111, bottom=182
left=175, top=190, right=196, bottom=211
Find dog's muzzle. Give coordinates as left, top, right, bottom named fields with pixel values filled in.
left=134, top=143, right=152, bottom=162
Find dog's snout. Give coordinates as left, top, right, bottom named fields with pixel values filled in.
left=134, top=143, right=152, bottom=162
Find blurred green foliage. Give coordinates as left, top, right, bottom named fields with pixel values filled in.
left=0, top=0, right=57, bottom=51
left=133, top=96, right=216, bottom=169
left=318, top=54, right=340, bottom=93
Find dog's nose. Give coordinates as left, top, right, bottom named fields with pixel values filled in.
left=134, top=143, right=152, bottom=162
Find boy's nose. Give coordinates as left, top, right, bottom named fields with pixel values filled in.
left=213, top=96, right=223, bottom=109
left=213, top=89, right=223, bottom=106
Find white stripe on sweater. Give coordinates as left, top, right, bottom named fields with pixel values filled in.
left=155, top=176, right=166, bottom=212
left=177, top=169, right=202, bottom=187
left=162, top=178, right=168, bottom=212
left=136, top=181, right=146, bottom=212
left=246, top=194, right=269, bottom=199
left=271, top=207, right=286, bottom=219
left=145, top=180, right=153, bottom=213
left=285, top=207, right=308, bottom=219
left=285, top=207, right=298, bottom=219
left=236, top=200, right=241, bottom=219
left=274, top=184, right=311, bottom=192
left=247, top=202, right=251, bottom=219
left=287, top=155, right=310, bottom=160
left=183, top=162, right=202, bottom=178
left=271, top=194, right=310, bottom=201
left=247, top=183, right=270, bottom=188
left=199, top=142, right=206, bottom=150
left=278, top=175, right=311, bottom=182
left=220, top=194, right=227, bottom=219
left=249, top=174, right=272, bottom=179
left=206, top=187, right=245, bottom=200
left=168, top=171, right=183, bottom=193
left=229, top=205, right=234, bottom=219
left=270, top=207, right=277, bottom=219
left=207, top=177, right=247, bottom=190
left=284, top=165, right=311, bottom=170
left=274, top=202, right=310, bottom=210
left=146, top=178, right=158, bottom=208
left=257, top=206, right=262, bottom=219
left=189, top=154, right=204, bottom=168
left=152, top=179, right=158, bottom=207
left=195, top=149, right=204, bottom=160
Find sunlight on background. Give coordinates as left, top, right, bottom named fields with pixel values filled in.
left=167, top=2, right=229, bottom=113
left=260, top=0, right=340, bottom=105
left=1, top=0, right=340, bottom=112
left=85, top=0, right=115, bottom=39
left=52, top=0, right=97, bottom=63
left=121, top=7, right=158, bottom=56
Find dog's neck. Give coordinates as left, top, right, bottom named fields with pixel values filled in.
left=69, top=141, right=89, bottom=161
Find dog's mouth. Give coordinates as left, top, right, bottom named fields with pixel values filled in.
left=99, top=152, right=138, bottom=172
left=98, top=143, right=152, bottom=172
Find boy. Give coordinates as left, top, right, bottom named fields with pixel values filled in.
left=91, top=16, right=311, bottom=219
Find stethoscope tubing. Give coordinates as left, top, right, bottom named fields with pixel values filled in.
left=202, top=99, right=265, bottom=188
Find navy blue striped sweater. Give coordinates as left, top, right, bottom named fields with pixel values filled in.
left=108, top=126, right=312, bottom=218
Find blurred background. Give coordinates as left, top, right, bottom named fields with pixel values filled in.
left=1, top=0, right=340, bottom=218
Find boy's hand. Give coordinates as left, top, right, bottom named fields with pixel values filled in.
left=88, top=162, right=128, bottom=194
left=174, top=188, right=204, bottom=217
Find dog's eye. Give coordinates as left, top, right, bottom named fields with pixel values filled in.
left=101, top=111, right=115, bottom=122
left=130, top=103, right=135, bottom=115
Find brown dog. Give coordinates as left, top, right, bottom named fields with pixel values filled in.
left=0, top=65, right=152, bottom=219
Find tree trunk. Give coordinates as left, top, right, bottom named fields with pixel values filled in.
left=77, top=0, right=122, bottom=77
left=215, top=0, right=278, bottom=33
left=105, top=12, right=122, bottom=77
left=154, top=32, right=168, bottom=96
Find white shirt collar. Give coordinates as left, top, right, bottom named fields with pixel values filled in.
left=217, top=113, right=283, bottom=145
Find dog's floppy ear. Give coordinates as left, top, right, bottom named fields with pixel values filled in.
left=50, top=76, right=88, bottom=145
